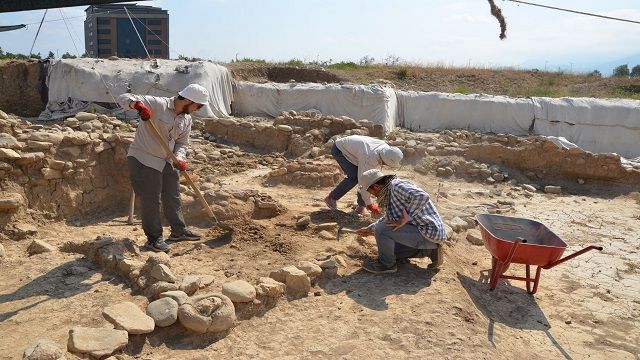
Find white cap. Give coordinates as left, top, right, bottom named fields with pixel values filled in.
left=380, top=146, right=403, bottom=169
left=359, top=169, right=385, bottom=190
left=178, top=84, right=209, bottom=104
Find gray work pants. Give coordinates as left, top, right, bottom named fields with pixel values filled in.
left=127, top=156, right=186, bottom=241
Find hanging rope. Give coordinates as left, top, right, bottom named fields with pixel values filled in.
left=124, top=6, right=151, bottom=59
left=29, top=9, right=47, bottom=56
left=59, top=9, right=80, bottom=56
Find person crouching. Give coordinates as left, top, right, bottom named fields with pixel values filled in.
left=355, top=169, right=447, bottom=273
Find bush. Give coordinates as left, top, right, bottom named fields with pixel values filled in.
left=394, top=68, right=408, bottom=80
left=327, top=61, right=360, bottom=70
left=284, top=58, right=304, bottom=66
left=61, top=52, right=76, bottom=59
left=631, top=65, right=640, bottom=78
left=232, top=57, right=266, bottom=64
left=454, top=87, right=471, bottom=95
left=589, top=70, right=602, bottom=77
left=613, top=64, right=629, bottom=77
left=359, top=55, right=375, bottom=66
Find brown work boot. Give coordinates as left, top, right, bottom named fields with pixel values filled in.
left=427, top=245, right=443, bottom=269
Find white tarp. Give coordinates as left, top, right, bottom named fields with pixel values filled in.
left=232, top=82, right=398, bottom=132
left=532, top=97, right=640, bottom=159
left=396, top=91, right=534, bottom=135
left=41, top=58, right=233, bottom=120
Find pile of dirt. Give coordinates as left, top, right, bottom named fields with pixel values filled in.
left=0, top=60, right=46, bottom=117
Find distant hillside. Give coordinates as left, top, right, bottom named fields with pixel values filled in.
left=594, top=54, right=640, bottom=76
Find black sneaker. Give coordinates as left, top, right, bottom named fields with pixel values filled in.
left=362, top=260, right=397, bottom=274
left=167, top=229, right=201, bottom=242
left=427, top=245, right=443, bottom=269
left=145, top=239, right=169, bottom=252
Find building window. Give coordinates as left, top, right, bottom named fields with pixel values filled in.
left=89, top=31, right=93, bottom=37
left=148, top=29, right=161, bottom=36
left=147, top=19, right=161, bottom=25
left=90, top=50, right=94, bottom=55
left=97, top=18, right=111, bottom=25
left=152, top=49, right=162, bottom=56
left=97, top=28, right=111, bottom=35
left=148, top=39, right=161, bottom=46
left=89, top=41, right=94, bottom=46
left=98, top=38, right=111, bottom=45
left=98, top=48, right=112, bottom=55
left=89, top=22, right=93, bottom=28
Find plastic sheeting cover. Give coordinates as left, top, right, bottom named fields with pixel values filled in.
left=397, top=91, right=534, bottom=135
left=232, top=82, right=398, bottom=132
left=42, top=58, right=233, bottom=120
left=532, top=97, right=640, bottom=158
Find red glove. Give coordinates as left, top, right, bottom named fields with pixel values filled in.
left=366, top=203, right=381, bottom=215
left=174, top=159, right=187, bottom=171
left=133, top=101, right=152, bottom=121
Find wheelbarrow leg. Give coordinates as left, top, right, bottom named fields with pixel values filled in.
left=530, top=266, right=543, bottom=294
left=526, top=264, right=531, bottom=293
left=489, top=240, right=521, bottom=291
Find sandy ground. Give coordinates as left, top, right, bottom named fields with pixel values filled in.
left=1, top=164, right=639, bottom=360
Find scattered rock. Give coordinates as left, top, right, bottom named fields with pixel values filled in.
left=0, top=243, right=5, bottom=260
left=178, top=293, right=236, bottom=333
left=296, top=261, right=322, bottom=278
left=544, top=186, right=562, bottom=194
left=198, top=275, right=215, bottom=288
left=317, top=257, right=337, bottom=269
left=75, top=112, right=98, bottom=121
left=150, top=264, right=176, bottom=283
left=146, top=281, right=179, bottom=298
left=281, top=266, right=311, bottom=295
left=23, top=338, right=65, bottom=360
left=0, top=148, right=20, bottom=160
left=255, top=277, right=285, bottom=297
left=67, top=327, right=128, bottom=358
left=147, top=297, right=179, bottom=327
left=466, top=230, right=484, bottom=246
left=27, top=240, right=55, bottom=255
left=522, top=184, right=537, bottom=192
left=296, top=215, right=311, bottom=228
left=0, top=133, right=21, bottom=149
left=222, top=279, right=257, bottom=303
left=318, top=230, right=335, bottom=240
left=102, top=301, right=155, bottom=334
left=159, top=290, right=190, bottom=305
left=179, top=275, right=202, bottom=296
left=0, top=193, right=24, bottom=211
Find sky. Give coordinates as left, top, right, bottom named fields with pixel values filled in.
left=1, top=0, right=639, bottom=74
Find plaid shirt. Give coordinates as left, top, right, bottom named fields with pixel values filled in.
left=374, top=178, right=447, bottom=243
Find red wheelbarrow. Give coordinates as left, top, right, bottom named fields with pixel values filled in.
left=475, top=214, right=603, bottom=294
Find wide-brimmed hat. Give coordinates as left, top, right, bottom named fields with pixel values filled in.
left=359, top=169, right=385, bottom=190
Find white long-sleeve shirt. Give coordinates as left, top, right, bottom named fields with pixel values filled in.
left=118, top=94, right=191, bottom=172
left=334, top=135, right=391, bottom=205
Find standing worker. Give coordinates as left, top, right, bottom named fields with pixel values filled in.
left=325, top=135, right=403, bottom=215
left=119, top=84, right=208, bottom=252
left=356, top=169, right=447, bottom=273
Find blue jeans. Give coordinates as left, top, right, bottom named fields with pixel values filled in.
left=374, top=221, right=439, bottom=267
left=329, top=143, right=365, bottom=206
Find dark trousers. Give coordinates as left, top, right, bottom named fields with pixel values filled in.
left=328, top=143, right=365, bottom=206
left=127, top=156, right=186, bottom=242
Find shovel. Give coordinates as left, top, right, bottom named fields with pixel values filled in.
left=144, top=117, right=233, bottom=232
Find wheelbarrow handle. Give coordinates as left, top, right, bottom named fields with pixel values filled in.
left=543, top=245, right=603, bottom=269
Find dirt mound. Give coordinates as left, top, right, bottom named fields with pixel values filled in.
left=227, top=63, right=343, bottom=83
left=0, top=60, right=46, bottom=117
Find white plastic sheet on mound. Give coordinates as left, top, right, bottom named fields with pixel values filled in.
left=532, top=97, right=640, bottom=159
left=232, top=82, right=398, bottom=132
left=396, top=91, right=534, bottom=135
left=41, top=58, right=233, bottom=120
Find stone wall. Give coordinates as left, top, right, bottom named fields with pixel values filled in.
left=0, top=60, right=45, bottom=117
left=0, top=111, right=133, bottom=235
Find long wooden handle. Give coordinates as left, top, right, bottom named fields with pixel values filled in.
left=144, top=119, right=215, bottom=219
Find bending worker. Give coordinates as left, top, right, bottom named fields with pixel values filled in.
left=119, top=84, right=208, bottom=252
left=325, top=135, right=403, bottom=215
left=356, top=169, right=447, bottom=274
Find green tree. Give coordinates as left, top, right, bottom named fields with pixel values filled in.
left=61, top=52, right=77, bottom=59
left=630, top=65, right=640, bottom=78
left=613, top=64, right=629, bottom=77
left=47, top=51, right=55, bottom=59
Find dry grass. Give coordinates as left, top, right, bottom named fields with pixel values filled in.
left=329, top=65, right=640, bottom=99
